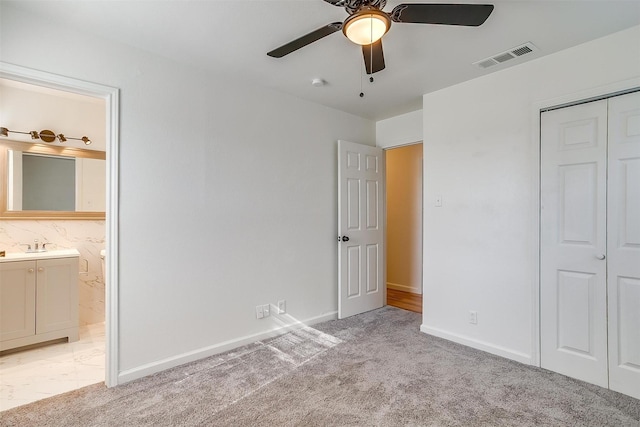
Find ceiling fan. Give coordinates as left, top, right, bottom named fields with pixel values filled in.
left=267, top=1, right=494, bottom=74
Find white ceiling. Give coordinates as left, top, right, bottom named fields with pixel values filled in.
left=4, top=0, right=640, bottom=121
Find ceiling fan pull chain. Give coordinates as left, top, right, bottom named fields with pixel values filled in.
left=366, top=14, right=375, bottom=83
left=359, top=49, right=365, bottom=98
left=369, top=41, right=374, bottom=83
left=370, top=15, right=374, bottom=79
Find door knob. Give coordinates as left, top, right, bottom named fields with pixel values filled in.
left=28, top=268, right=34, bottom=273
left=38, top=267, right=44, bottom=272
left=340, top=236, right=350, bottom=242
left=596, top=254, right=606, bottom=260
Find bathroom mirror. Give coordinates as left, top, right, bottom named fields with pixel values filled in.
left=0, top=140, right=106, bottom=219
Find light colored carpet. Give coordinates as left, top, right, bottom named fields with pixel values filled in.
left=1, top=306, right=638, bottom=426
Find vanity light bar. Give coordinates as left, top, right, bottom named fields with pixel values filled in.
left=0, top=127, right=92, bottom=145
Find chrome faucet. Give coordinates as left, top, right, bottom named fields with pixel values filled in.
left=21, top=239, right=49, bottom=253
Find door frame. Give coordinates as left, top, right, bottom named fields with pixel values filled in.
left=530, top=77, right=640, bottom=367
left=380, top=141, right=425, bottom=311
left=0, top=62, right=120, bottom=386
left=383, top=142, right=424, bottom=297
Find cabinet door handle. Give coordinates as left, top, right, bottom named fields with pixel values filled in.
left=28, top=268, right=34, bottom=273
left=37, top=267, right=44, bottom=272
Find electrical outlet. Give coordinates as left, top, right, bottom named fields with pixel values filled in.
left=256, top=305, right=264, bottom=319
left=469, top=311, right=478, bottom=325
left=278, top=300, right=286, bottom=314
left=263, top=304, right=270, bottom=317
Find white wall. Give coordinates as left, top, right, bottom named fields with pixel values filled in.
left=386, top=144, right=423, bottom=294
left=77, top=158, right=106, bottom=212
left=1, top=4, right=375, bottom=381
left=421, top=25, right=640, bottom=364
left=0, top=82, right=106, bottom=151
left=376, top=110, right=422, bottom=149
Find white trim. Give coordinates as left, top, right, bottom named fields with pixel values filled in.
left=421, top=324, right=532, bottom=365
left=386, top=281, right=421, bottom=295
left=0, top=62, right=120, bottom=387
left=105, top=84, right=119, bottom=388
left=118, top=311, right=338, bottom=384
left=382, top=151, right=388, bottom=306
left=530, top=76, right=640, bottom=369
left=380, top=141, right=423, bottom=150
left=529, top=99, right=542, bottom=368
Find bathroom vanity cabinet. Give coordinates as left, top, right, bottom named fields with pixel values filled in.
left=0, top=250, right=80, bottom=351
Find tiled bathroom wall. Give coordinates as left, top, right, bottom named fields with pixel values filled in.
left=0, top=220, right=105, bottom=325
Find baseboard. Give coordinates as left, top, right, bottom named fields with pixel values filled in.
left=387, top=282, right=421, bottom=294
left=117, top=311, right=338, bottom=384
left=420, top=324, right=532, bottom=365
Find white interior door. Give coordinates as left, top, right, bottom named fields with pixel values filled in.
left=338, top=140, right=384, bottom=319
left=540, top=100, right=609, bottom=388
left=607, top=91, right=640, bottom=399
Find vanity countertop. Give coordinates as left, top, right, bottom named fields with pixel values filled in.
left=0, top=249, right=80, bottom=263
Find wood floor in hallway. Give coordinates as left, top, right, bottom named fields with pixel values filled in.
left=386, top=289, right=422, bottom=314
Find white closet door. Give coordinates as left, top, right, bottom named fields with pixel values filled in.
left=540, top=100, right=609, bottom=388
left=607, top=91, right=640, bottom=400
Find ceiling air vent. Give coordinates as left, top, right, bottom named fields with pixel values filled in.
left=493, top=52, right=515, bottom=63
left=476, top=59, right=497, bottom=69
left=512, top=45, right=533, bottom=57
left=473, top=42, right=538, bottom=69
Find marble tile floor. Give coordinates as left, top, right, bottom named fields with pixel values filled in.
left=0, top=322, right=105, bottom=411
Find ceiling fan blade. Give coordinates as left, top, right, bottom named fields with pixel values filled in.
left=267, top=22, right=343, bottom=58
left=322, top=0, right=348, bottom=6
left=362, top=39, right=385, bottom=74
left=325, top=0, right=387, bottom=14
left=391, top=4, right=494, bottom=26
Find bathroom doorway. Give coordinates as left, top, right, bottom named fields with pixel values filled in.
left=0, top=65, right=118, bottom=409
left=385, top=143, right=423, bottom=313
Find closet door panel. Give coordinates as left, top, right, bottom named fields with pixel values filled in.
left=540, top=100, right=608, bottom=388
left=607, top=91, right=640, bottom=400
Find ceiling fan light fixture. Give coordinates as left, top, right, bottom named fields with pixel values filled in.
left=343, top=9, right=390, bottom=46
